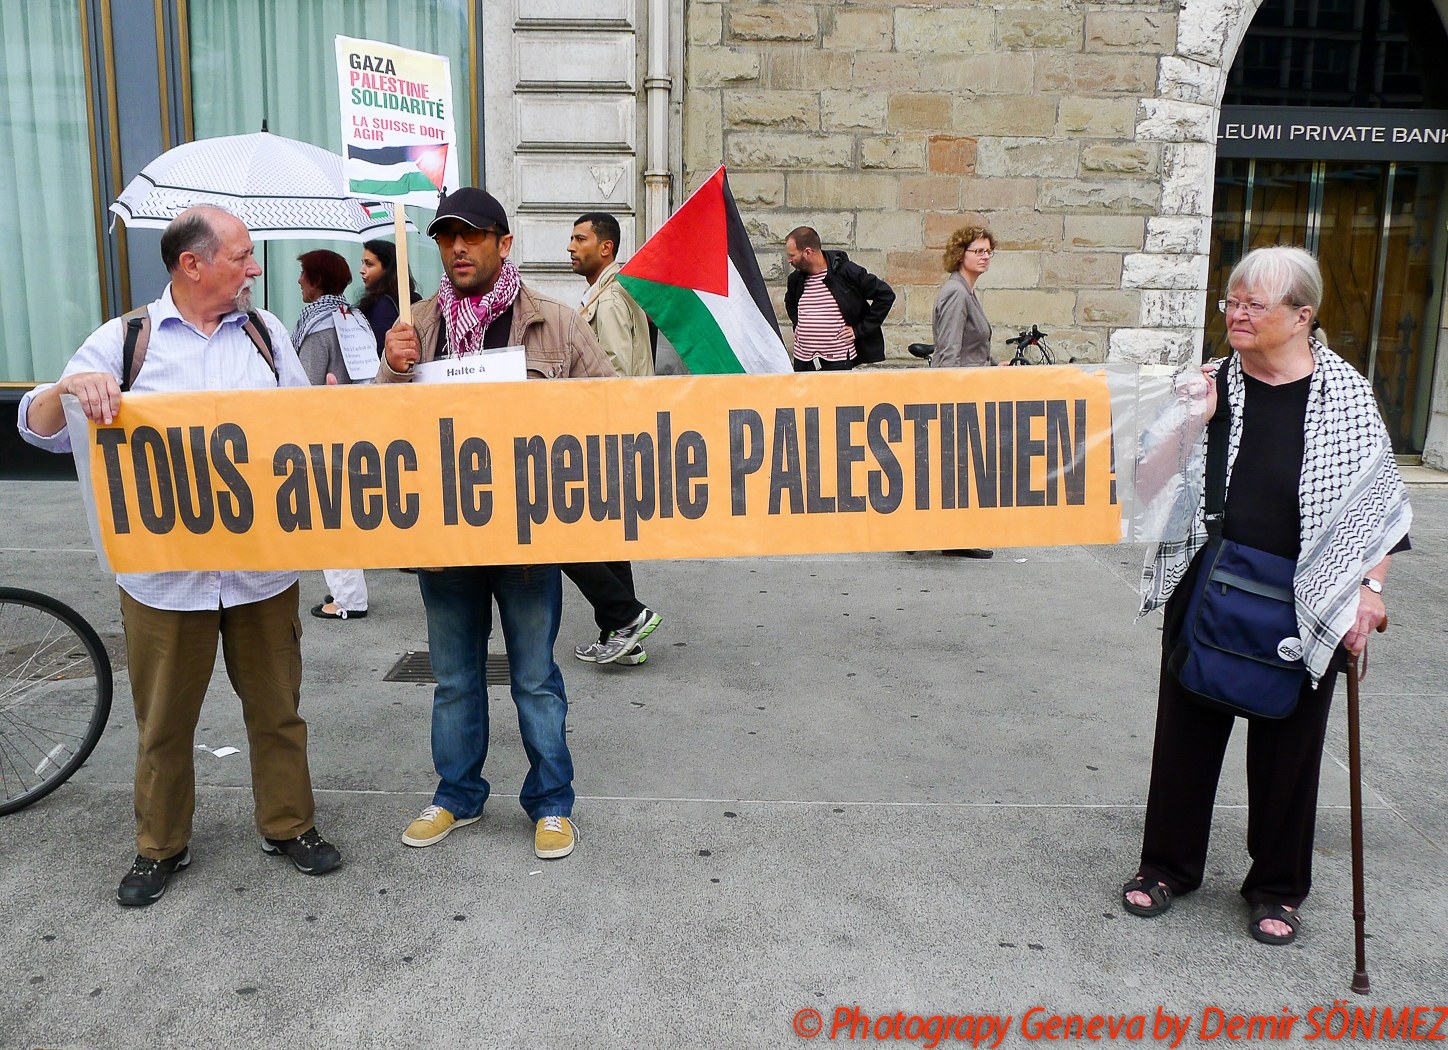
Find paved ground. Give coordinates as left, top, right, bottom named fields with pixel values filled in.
left=1, top=479, right=1444, bottom=1050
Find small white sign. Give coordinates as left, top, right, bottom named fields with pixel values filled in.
left=334, top=308, right=380, bottom=382
left=414, top=345, right=527, bottom=384
left=1276, top=637, right=1304, bottom=662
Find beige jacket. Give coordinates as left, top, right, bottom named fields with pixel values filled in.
left=579, top=260, right=654, bottom=377
left=376, top=283, right=615, bottom=382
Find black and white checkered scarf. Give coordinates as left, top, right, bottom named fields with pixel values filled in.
left=1140, top=340, right=1412, bottom=682
left=292, top=294, right=351, bottom=346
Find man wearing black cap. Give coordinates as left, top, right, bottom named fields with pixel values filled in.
left=378, top=188, right=613, bottom=862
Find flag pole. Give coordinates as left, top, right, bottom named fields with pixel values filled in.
left=394, top=205, right=411, bottom=327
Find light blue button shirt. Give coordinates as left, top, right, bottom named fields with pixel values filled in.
left=18, top=285, right=311, bottom=612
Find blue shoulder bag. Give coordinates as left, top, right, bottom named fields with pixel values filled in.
left=1165, top=361, right=1308, bottom=719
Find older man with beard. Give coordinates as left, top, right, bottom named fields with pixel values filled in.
left=19, top=206, right=341, bottom=907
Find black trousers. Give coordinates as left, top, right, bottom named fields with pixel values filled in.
left=792, top=356, right=855, bottom=372
left=1138, top=629, right=1339, bottom=909
left=562, top=562, right=642, bottom=638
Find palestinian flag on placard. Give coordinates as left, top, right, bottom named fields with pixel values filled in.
left=345, top=142, right=449, bottom=197
left=618, top=166, right=791, bottom=374
left=357, top=200, right=390, bottom=221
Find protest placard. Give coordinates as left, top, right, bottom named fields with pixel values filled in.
left=72, top=367, right=1127, bottom=573
left=335, top=35, right=457, bottom=325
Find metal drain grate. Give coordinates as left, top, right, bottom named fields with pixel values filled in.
left=383, top=650, right=510, bottom=685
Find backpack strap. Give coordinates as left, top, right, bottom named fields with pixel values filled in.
left=242, top=311, right=279, bottom=382
left=119, top=306, right=152, bottom=393
left=1204, top=358, right=1233, bottom=539
left=121, top=305, right=279, bottom=390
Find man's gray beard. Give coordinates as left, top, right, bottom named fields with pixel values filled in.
left=233, top=287, right=253, bottom=313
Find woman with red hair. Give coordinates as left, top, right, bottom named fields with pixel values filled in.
left=293, top=249, right=375, bottom=619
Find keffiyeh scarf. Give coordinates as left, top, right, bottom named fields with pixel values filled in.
left=292, top=294, right=351, bottom=346
left=436, top=259, right=521, bottom=359
left=1139, top=340, right=1412, bottom=682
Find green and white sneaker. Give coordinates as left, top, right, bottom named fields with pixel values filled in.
left=575, top=641, right=646, bottom=665
left=595, top=608, right=661, bottom=664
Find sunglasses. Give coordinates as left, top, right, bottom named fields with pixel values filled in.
left=433, top=226, right=495, bottom=247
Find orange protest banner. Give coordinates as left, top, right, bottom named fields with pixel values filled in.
left=80, top=367, right=1120, bottom=573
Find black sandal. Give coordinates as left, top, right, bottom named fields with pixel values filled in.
left=310, top=602, right=366, bottom=620
left=1248, top=903, right=1299, bottom=946
left=1122, top=876, right=1173, bottom=918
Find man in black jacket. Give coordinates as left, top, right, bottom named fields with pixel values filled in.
left=784, top=226, right=896, bottom=370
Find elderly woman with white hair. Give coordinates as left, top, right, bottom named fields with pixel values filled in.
left=1123, top=245, right=1411, bottom=946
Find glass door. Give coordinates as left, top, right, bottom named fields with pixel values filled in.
left=1208, top=156, right=1448, bottom=452
left=1373, top=164, right=1447, bottom=450
left=1316, top=162, right=1386, bottom=376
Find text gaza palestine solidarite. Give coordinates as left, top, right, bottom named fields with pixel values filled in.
left=88, top=398, right=1092, bottom=545
left=345, top=50, right=447, bottom=121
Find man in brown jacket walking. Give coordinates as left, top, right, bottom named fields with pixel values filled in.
left=379, top=188, right=612, bottom=861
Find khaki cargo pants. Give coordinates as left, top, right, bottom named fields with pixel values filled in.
left=119, top=584, right=315, bottom=859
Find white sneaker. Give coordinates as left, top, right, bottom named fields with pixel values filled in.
left=595, top=608, right=662, bottom=664
left=574, top=641, right=607, bottom=662
left=578, top=641, right=646, bottom=665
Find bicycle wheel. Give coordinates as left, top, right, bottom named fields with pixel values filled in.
left=1017, top=342, right=1054, bottom=366
left=0, top=587, right=113, bottom=815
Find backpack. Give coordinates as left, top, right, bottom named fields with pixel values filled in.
left=119, top=304, right=278, bottom=392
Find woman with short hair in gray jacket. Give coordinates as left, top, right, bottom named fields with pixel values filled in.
left=930, top=224, right=997, bottom=558
left=931, top=224, right=995, bottom=369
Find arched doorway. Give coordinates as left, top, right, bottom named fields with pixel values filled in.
left=1207, top=0, right=1448, bottom=452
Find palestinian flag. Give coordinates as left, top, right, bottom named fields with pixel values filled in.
left=618, top=166, right=791, bottom=374
left=345, top=142, right=449, bottom=197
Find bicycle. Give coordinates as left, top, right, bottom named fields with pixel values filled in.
left=0, top=587, right=113, bottom=815
left=906, top=325, right=1058, bottom=366
left=1004, top=325, right=1056, bottom=366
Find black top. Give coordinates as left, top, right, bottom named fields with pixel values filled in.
left=360, top=296, right=398, bottom=356
left=358, top=291, right=425, bottom=357
left=1222, top=370, right=1410, bottom=560
left=1222, top=372, right=1312, bottom=559
left=1166, top=365, right=1407, bottom=656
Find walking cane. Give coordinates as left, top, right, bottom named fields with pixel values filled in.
left=1347, top=620, right=1385, bottom=996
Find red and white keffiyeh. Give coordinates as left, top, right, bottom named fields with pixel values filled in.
left=436, top=258, right=521, bottom=358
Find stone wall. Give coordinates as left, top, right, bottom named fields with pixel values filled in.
left=682, top=0, right=1188, bottom=363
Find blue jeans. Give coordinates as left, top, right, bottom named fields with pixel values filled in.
left=417, top=565, right=574, bottom=821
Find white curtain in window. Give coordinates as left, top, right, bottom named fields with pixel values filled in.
left=0, top=2, right=103, bottom=383
left=190, top=0, right=472, bottom=326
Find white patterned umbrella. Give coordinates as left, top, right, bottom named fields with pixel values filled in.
left=110, top=132, right=418, bottom=241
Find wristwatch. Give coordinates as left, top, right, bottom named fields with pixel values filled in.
left=1361, top=577, right=1383, bottom=594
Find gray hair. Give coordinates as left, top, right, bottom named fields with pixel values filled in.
left=1226, top=245, right=1322, bottom=313
left=160, top=207, right=227, bottom=272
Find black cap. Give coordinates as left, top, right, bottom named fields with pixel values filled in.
left=426, top=188, right=510, bottom=237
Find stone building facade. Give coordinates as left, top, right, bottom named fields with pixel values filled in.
left=680, top=0, right=1448, bottom=463
left=682, top=0, right=1203, bottom=366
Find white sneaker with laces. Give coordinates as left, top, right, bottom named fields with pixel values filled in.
left=575, top=641, right=607, bottom=662
left=595, top=608, right=662, bottom=664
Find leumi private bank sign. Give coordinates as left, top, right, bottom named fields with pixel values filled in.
left=1218, top=106, right=1448, bottom=161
